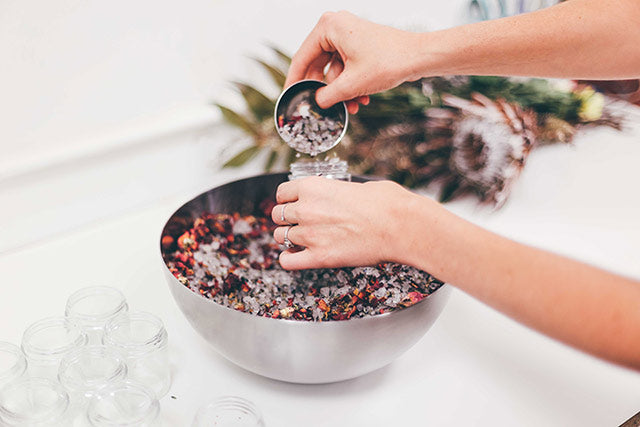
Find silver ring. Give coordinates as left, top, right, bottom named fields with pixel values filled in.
left=283, top=225, right=293, bottom=249
left=280, top=203, right=288, bottom=223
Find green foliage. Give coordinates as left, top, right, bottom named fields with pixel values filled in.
left=215, top=47, right=296, bottom=169
left=233, top=82, right=274, bottom=122
left=264, top=149, right=279, bottom=172
left=215, top=104, right=259, bottom=136
left=253, top=58, right=287, bottom=88
left=223, top=145, right=261, bottom=167
left=439, top=179, right=461, bottom=203
left=354, top=83, right=431, bottom=132
left=448, top=76, right=583, bottom=123
left=269, top=45, right=292, bottom=66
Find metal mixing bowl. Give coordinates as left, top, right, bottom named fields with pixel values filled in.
left=160, top=173, right=451, bottom=384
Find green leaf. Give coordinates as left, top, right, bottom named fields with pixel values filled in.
left=223, top=146, right=261, bottom=168
left=264, top=149, right=279, bottom=172
left=254, top=59, right=287, bottom=88
left=270, top=45, right=292, bottom=65
left=215, top=104, right=259, bottom=136
left=233, top=82, right=275, bottom=122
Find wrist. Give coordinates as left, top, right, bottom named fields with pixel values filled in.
left=414, top=28, right=468, bottom=78
left=384, top=190, right=441, bottom=270
left=392, top=191, right=461, bottom=278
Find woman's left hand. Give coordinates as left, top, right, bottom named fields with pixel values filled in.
left=271, top=177, right=424, bottom=270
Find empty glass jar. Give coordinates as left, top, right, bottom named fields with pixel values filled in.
left=0, top=378, right=71, bottom=426
left=192, top=396, right=265, bottom=427
left=58, top=345, right=128, bottom=418
left=65, top=286, right=129, bottom=344
left=0, top=342, right=27, bottom=390
left=21, top=316, right=88, bottom=380
left=103, top=312, right=170, bottom=398
left=86, top=381, right=160, bottom=427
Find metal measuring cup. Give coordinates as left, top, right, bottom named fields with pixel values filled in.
left=274, top=80, right=348, bottom=156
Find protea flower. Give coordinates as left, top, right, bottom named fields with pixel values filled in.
left=439, top=93, right=538, bottom=206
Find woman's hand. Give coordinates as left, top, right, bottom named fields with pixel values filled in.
left=270, top=177, right=431, bottom=270
left=285, top=11, right=425, bottom=114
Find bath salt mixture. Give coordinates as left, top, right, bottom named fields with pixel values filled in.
left=277, top=100, right=344, bottom=156
left=162, top=211, right=443, bottom=321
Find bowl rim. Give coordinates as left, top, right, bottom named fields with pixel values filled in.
left=159, top=172, right=447, bottom=326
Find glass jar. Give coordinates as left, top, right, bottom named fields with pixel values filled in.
left=0, top=378, right=71, bottom=426
left=58, top=345, right=128, bottom=418
left=192, top=396, right=265, bottom=427
left=22, top=317, right=88, bottom=380
left=65, top=287, right=129, bottom=345
left=289, top=158, right=351, bottom=181
left=86, top=381, right=160, bottom=427
left=103, top=312, right=170, bottom=398
left=0, top=342, right=27, bottom=390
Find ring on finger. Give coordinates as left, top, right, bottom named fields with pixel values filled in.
left=280, top=203, right=288, bottom=223
left=283, top=225, right=294, bottom=249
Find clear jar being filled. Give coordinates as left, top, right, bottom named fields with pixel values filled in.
left=58, top=345, right=128, bottom=417
left=0, top=378, right=71, bottom=426
left=0, top=342, right=27, bottom=390
left=65, top=286, right=129, bottom=345
left=21, top=317, right=88, bottom=380
left=103, top=312, right=170, bottom=398
left=86, top=381, right=160, bottom=427
left=288, top=158, right=351, bottom=181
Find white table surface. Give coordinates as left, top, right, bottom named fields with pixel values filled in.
left=2, top=119, right=640, bottom=426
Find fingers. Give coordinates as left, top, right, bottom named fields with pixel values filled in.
left=304, top=51, right=332, bottom=81
left=346, top=100, right=360, bottom=114
left=285, top=23, right=335, bottom=88
left=271, top=201, right=301, bottom=225
left=315, top=71, right=356, bottom=109
left=325, top=55, right=355, bottom=112
left=279, top=248, right=317, bottom=270
left=325, top=54, right=344, bottom=84
left=275, top=181, right=299, bottom=204
left=273, top=225, right=308, bottom=247
left=326, top=56, right=367, bottom=114
left=358, top=95, right=370, bottom=105
left=312, top=54, right=369, bottom=113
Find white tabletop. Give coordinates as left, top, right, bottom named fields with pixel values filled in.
left=2, top=119, right=640, bottom=426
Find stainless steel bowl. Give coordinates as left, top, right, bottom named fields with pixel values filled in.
left=160, top=173, right=450, bottom=384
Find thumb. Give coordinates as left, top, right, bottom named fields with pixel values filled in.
left=315, top=72, right=356, bottom=109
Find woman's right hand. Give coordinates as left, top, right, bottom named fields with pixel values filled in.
left=285, top=11, right=425, bottom=113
